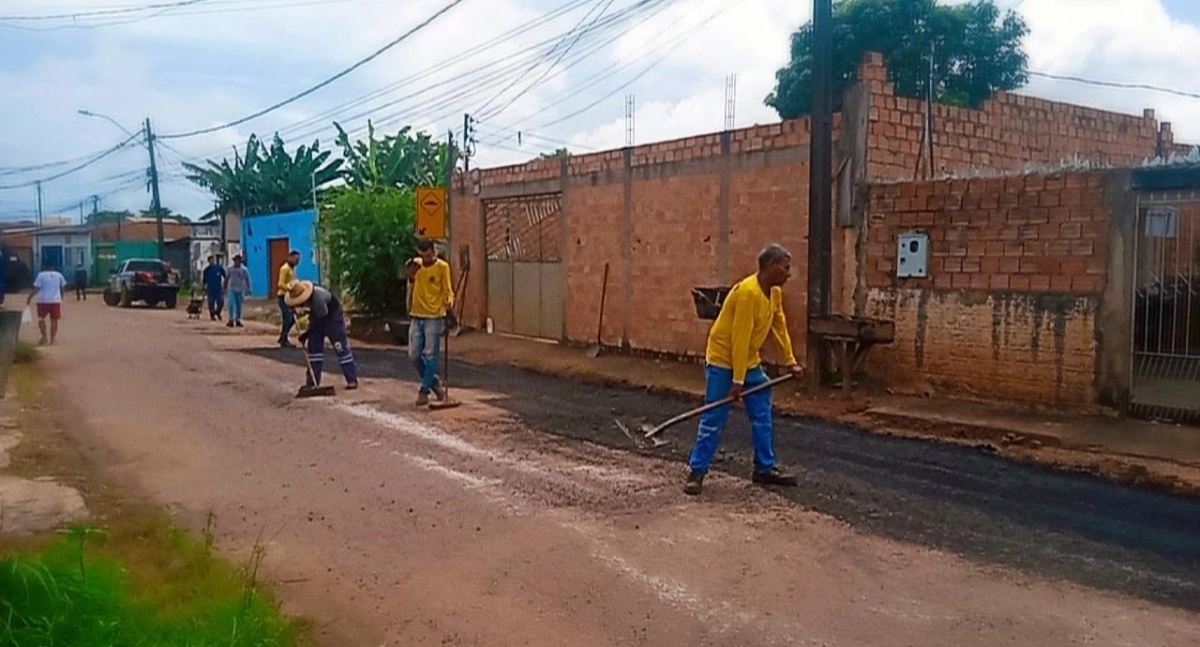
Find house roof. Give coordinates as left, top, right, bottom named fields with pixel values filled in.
left=34, top=225, right=93, bottom=236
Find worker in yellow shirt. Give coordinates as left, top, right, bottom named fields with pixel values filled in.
left=405, top=239, right=454, bottom=407
left=684, top=244, right=805, bottom=496
left=277, top=250, right=300, bottom=348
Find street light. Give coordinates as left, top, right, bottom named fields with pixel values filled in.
left=78, top=108, right=165, bottom=260
left=77, top=110, right=139, bottom=141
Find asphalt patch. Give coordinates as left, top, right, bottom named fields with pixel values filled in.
left=243, top=346, right=1200, bottom=610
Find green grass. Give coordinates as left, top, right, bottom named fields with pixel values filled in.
left=0, top=518, right=306, bottom=647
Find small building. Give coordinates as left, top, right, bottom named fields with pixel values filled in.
left=240, top=210, right=320, bottom=297
left=34, top=225, right=92, bottom=284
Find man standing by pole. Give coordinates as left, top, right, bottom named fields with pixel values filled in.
left=683, top=244, right=805, bottom=496
left=277, top=250, right=300, bottom=348
left=406, top=239, right=454, bottom=407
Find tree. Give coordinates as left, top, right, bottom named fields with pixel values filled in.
left=765, top=0, right=1028, bottom=119
left=183, top=134, right=342, bottom=218
left=538, top=147, right=570, bottom=160
left=334, top=121, right=449, bottom=191
left=86, top=209, right=134, bottom=225
left=319, top=187, right=419, bottom=315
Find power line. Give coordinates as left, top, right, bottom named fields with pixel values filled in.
left=1029, top=71, right=1200, bottom=101
left=163, top=0, right=662, bottom=162
left=0, top=138, right=142, bottom=176
left=0, top=0, right=212, bottom=21
left=159, top=0, right=472, bottom=139
left=0, top=132, right=141, bottom=190
left=475, top=0, right=615, bottom=120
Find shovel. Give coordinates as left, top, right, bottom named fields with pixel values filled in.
left=639, top=373, right=796, bottom=444
left=586, top=262, right=609, bottom=359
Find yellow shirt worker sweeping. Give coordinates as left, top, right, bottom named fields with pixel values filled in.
left=684, top=244, right=805, bottom=496
left=276, top=250, right=301, bottom=348
left=406, top=239, right=455, bottom=407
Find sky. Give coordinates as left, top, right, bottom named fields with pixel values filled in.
left=0, top=0, right=1198, bottom=222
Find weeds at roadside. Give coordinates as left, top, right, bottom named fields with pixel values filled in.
left=0, top=517, right=306, bottom=647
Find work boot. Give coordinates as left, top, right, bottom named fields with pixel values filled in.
left=226, top=321, right=234, bottom=328
left=279, top=340, right=295, bottom=349
left=751, top=466, right=798, bottom=487
left=235, top=321, right=244, bottom=328
left=432, top=383, right=447, bottom=402
left=683, top=471, right=705, bottom=496
left=345, top=382, right=359, bottom=391
left=415, top=392, right=430, bottom=407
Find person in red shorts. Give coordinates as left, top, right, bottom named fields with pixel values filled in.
left=27, top=260, right=67, bottom=346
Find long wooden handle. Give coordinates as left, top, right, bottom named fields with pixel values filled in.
left=595, top=262, right=609, bottom=344
left=643, top=373, right=795, bottom=438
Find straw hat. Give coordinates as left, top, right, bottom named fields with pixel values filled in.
left=284, top=280, right=314, bottom=307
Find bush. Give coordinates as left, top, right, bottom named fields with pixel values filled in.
left=320, top=187, right=418, bottom=315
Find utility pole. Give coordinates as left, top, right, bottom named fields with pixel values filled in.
left=144, top=117, right=165, bottom=260
left=91, top=195, right=99, bottom=218
left=35, top=180, right=43, bottom=227
left=807, top=0, right=834, bottom=377
left=462, top=113, right=475, bottom=172
left=79, top=201, right=85, bottom=226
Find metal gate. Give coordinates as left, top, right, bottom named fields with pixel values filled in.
left=1132, top=193, right=1200, bottom=423
left=485, top=193, right=564, bottom=340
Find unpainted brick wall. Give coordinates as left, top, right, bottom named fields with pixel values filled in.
left=858, top=52, right=1159, bottom=180
left=454, top=121, right=815, bottom=360
left=450, top=51, right=1165, bottom=378
left=865, top=170, right=1113, bottom=405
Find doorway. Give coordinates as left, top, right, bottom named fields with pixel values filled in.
left=1132, top=195, right=1200, bottom=424
left=268, top=237, right=290, bottom=296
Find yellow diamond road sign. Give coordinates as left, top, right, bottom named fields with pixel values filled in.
left=416, top=186, right=447, bottom=239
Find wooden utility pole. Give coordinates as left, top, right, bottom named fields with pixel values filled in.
left=144, top=117, right=165, bottom=260
left=807, top=0, right=834, bottom=377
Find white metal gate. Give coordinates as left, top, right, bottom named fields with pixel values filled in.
left=1132, top=192, right=1200, bottom=423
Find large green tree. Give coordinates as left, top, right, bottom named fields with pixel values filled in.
left=183, top=134, right=342, bottom=218
left=766, top=0, right=1028, bottom=119
left=334, top=121, right=449, bottom=191
left=319, top=187, right=419, bottom=315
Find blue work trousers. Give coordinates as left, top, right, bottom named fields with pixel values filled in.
left=687, top=364, right=777, bottom=474
left=408, top=316, right=444, bottom=394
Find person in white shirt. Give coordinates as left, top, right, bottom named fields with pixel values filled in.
left=27, top=261, right=67, bottom=346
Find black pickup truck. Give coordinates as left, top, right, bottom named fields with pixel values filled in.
left=103, top=258, right=179, bottom=309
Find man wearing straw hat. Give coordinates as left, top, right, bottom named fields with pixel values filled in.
left=285, top=280, right=359, bottom=390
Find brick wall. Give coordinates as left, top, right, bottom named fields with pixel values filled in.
left=859, top=53, right=1158, bottom=180
left=450, top=52, right=1165, bottom=390
left=454, top=121, right=815, bottom=360
left=864, top=171, right=1113, bottom=405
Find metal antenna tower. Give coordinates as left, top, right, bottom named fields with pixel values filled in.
left=724, top=74, right=738, bottom=131
left=625, top=94, right=636, bottom=147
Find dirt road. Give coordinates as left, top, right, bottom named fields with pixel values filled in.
left=39, top=300, right=1200, bottom=646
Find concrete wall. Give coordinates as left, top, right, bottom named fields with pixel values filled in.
left=863, top=170, right=1134, bottom=407
left=240, top=210, right=320, bottom=297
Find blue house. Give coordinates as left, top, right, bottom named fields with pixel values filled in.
left=240, top=210, right=321, bottom=297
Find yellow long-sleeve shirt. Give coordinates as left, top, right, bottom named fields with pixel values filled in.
left=277, top=263, right=296, bottom=296
left=410, top=258, right=454, bottom=318
left=705, top=274, right=797, bottom=384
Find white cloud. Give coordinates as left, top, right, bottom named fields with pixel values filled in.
left=1, top=0, right=1197, bottom=219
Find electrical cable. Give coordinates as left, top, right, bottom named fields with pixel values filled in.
left=1029, top=71, right=1200, bottom=101
left=475, top=0, right=615, bottom=120
left=0, top=132, right=142, bottom=190
left=167, top=0, right=664, bottom=162
left=158, top=0, right=471, bottom=139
